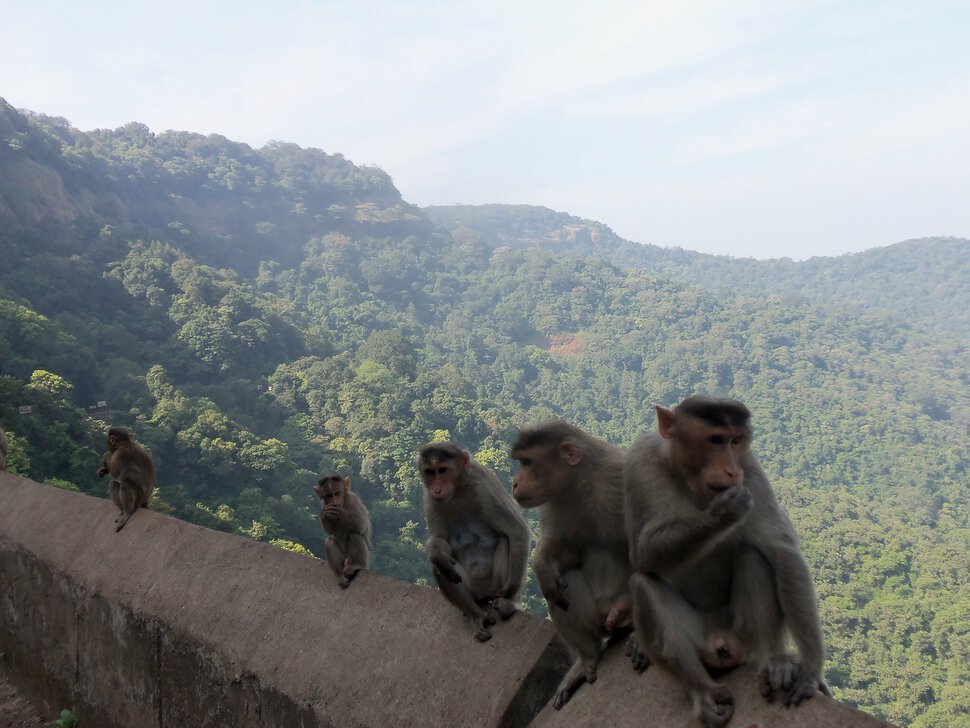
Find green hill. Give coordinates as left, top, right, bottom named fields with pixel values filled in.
left=0, top=99, right=967, bottom=727
left=425, top=204, right=969, bottom=338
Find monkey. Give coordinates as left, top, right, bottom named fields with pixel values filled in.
left=624, top=396, right=830, bottom=728
left=418, top=442, right=531, bottom=642
left=314, top=472, right=372, bottom=588
left=0, top=425, right=7, bottom=470
left=97, top=427, right=155, bottom=532
left=510, top=421, right=632, bottom=709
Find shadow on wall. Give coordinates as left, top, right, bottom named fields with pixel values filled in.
left=0, top=474, right=894, bottom=728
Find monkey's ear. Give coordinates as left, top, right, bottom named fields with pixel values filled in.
left=656, top=406, right=677, bottom=439
left=460, top=451, right=471, bottom=470
left=313, top=484, right=324, bottom=498
left=560, top=441, right=583, bottom=466
left=343, top=476, right=352, bottom=491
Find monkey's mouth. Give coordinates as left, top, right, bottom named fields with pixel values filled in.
left=707, top=484, right=732, bottom=495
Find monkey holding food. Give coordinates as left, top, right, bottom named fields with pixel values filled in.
left=625, top=396, right=829, bottom=728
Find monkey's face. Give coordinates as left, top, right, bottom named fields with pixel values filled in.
left=676, top=421, right=747, bottom=505
left=315, top=476, right=346, bottom=508
left=420, top=456, right=465, bottom=504
left=511, top=442, right=578, bottom=508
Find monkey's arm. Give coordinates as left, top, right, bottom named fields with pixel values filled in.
left=773, top=538, right=826, bottom=675
left=533, top=536, right=581, bottom=610
left=492, top=511, right=530, bottom=600
left=340, top=502, right=371, bottom=536
left=636, top=487, right=751, bottom=575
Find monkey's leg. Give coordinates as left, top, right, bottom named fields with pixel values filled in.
left=631, top=572, right=734, bottom=728
left=339, top=532, right=370, bottom=588
left=730, top=546, right=805, bottom=703
left=114, top=479, right=140, bottom=532
left=550, top=570, right=604, bottom=709
left=486, top=538, right=518, bottom=621
left=108, top=479, right=123, bottom=520
left=325, top=536, right=346, bottom=581
left=428, top=539, right=495, bottom=641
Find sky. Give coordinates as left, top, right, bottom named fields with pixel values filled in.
left=2, top=0, right=969, bottom=260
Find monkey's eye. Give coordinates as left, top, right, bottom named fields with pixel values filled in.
left=731, top=435, right=745, bottom=445
left=437, top=467, right=449, bottom=475
left=709, top=435, right=725, bottom=445
left=518, top=458, right=532, bottom=467
left=422, top=469, right=435, bottom=478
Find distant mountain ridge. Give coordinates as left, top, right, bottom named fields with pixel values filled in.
left=424, top=204, right=969, bottom=338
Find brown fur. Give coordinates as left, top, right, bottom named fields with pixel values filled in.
left=98, top=427, right=155, bottom=532
left=511, top=421, right=631, bottom=709
left=314, top=472, right=372, bottom=588
left=624, top=398, right=829, bottom=728
left=418, top=442, right=531, bottom=642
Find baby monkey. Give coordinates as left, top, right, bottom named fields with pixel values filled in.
left=315, top=472, right=372, bottom=588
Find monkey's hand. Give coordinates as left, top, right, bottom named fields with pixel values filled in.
left=536, top=569, right=570, bottom=611
left=431, top=552, right=463, bottom=583
left=323, top=503, right=343, bottom=518
left=97, top=466, right=108, bottom=478
left=709, top=486, right=753, bottom=527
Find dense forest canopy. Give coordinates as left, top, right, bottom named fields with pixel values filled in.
left=0, top=99, right=967, bottom=727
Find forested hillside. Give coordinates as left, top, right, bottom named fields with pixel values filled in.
left=425, top=204, right=969, bottom=339
left=0, top=99, right=967, bottom=727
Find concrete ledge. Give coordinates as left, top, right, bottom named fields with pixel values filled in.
left=531, top=629, right=897, bottom=727
left=0, top=473, right=568, bottom=727
left=0, top=473, right=895, bottom=727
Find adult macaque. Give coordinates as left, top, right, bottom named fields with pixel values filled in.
left=510, top=422, right=632, bottom=709
left=314, top=472, right=372, bottom=588
left=418, top=442, right=531, bottom=642
left=97, top=427, right=155, bottom=532
left=624, top=396, right=829, bottom=728
left=0, top=425, right=7, bottom=470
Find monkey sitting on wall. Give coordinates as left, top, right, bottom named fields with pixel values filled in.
left=97, top=427, right=156, bottom=532
left=510, top=421, right=632, bottom=709
left=624, top=396, right=830, bottom=728
left=417, top=442, right=531, bottom=642
left=314, top=472, right=372, bottom=588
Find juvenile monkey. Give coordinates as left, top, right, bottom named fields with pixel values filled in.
left=314, top=472, right=372, bottom=588
left=418, top=442, right=531, bottom=642
left=97, top=427, right=155, bottom=532
left=510, top=422, right=632, bottom=709
left=625, top=396, right=829, bottom=728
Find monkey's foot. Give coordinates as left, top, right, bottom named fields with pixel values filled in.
left=552, top=658, right=597, bottom=710
left=491, top=597, right=517, bottom=620
left=626, top=634, right=651, bottom=673
left=758, top=654, right=798, bottom=702
left=694, top=684, right=734, bottom=728
left=115, top=512, right=132, bottom=532
left=763, top=660, right=827, bottom=707
left=473, top=619, right=493, bottom=642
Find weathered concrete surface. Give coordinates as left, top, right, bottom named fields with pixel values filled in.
left=0, top=472, right=897, bottom=727
left=532, top=640, right=897, bottom=728
left=0, top=472, right=568, bottom=728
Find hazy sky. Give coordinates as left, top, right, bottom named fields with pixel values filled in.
left=3, top=1, right=968, bottom=259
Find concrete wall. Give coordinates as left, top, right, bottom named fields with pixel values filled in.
left=0, top=473, right=895, bottom=727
